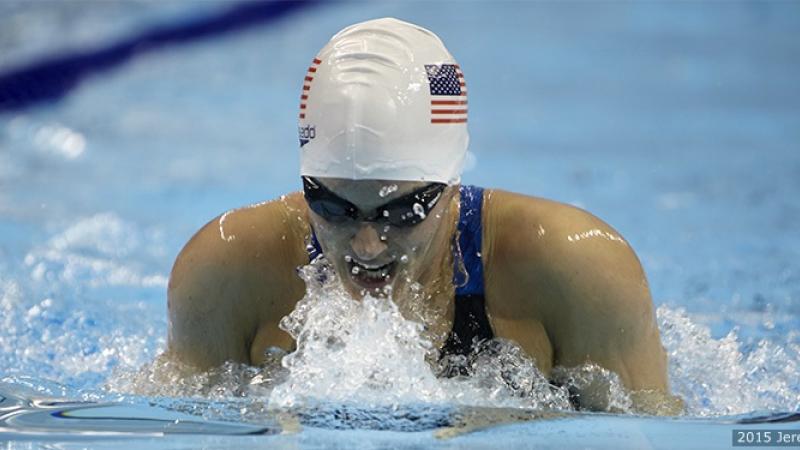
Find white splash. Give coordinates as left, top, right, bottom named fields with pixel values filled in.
left=659, top=306, right=800, bottom=416
left=23, top=213, right=167, bottom=288
left=267, top=258, right=572, bottom=410
left=33, top=123, right=86, bottom=159
left=379, top=184, right=398, bottom=198
left=8, top=117, right=86, bottom=160
left=106, top=260, right=800, bottom=422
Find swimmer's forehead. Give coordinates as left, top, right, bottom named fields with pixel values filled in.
left=314, top=177, right=433, bottom=210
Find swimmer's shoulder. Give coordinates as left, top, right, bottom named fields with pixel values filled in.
left=167, top=192, right=309, bottom=369
left=483, top=188, right=632, bottom=268
left=169, top=192, right=309, bottom=295
left=482, top=188, right=648, bottom=319
left=483, top=190, right=668, bottom=398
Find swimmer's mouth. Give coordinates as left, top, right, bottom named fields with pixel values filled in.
left=347, top=259, right=396, bottom=288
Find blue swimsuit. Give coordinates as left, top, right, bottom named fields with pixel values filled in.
left=307, top=185, right=495, bottom=356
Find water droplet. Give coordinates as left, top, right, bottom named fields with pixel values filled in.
left=412, top=203, right=426, bottom=220
left=351, top=266, right=360, bottom=275
left=400, top=255, right=409, bottom=264
left=379, top=184, right=399, bottom=197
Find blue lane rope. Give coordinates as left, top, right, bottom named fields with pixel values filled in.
left=0, top=0, right=319, bottom=112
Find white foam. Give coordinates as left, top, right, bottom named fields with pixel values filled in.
left=106, top=259, right=800, bottom=420
left=659, top=305, right=800, bottom=416
left=23, top=213, right=168, bottom=288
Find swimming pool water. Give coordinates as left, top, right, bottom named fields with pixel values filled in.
left=1, top=1, right=799, bottom=447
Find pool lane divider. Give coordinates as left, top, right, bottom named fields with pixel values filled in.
left=0, top=0, right=320, bottom=112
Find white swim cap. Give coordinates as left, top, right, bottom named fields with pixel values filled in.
left=298, top=18, right=468, bottom=185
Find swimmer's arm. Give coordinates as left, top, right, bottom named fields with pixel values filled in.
left=546, top=214, right=684, bottom=415
left=497, top=199, right=684, bottom=415
left=166, top=217, right=254, bottom=370
left=166, top=199, right=305, bottom=371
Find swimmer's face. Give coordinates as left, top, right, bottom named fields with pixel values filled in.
left=304, top=177, right=457, bottom=298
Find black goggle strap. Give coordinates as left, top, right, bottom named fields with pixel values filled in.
left=302, top=176, right=358, bottom=215
left=302, top=176, right=334, bottom=201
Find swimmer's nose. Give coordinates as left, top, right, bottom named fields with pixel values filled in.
left=351, top=223, right=387, bottom=261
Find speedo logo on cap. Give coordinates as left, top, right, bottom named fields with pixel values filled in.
left=298, top=125, right=316, bottom=147
left=298, top=57, right=321, bottom=147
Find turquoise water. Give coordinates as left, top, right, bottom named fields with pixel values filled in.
left=1, top=1, right=799, bottom=447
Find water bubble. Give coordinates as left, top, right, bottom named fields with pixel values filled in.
left=344, top=255, right=352, bottom=263
left=412, top=203, right=426, bottom=220
left=351, top=266, right=360, bottom=275
left=379, top=185, right=398, bottom=198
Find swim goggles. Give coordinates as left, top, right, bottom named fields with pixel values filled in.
left=302, top=176, right=446, bottom=227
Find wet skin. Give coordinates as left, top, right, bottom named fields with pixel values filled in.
left=167, top=180, right=683, bottom=415
left=304, top=178, right=459, bottom=302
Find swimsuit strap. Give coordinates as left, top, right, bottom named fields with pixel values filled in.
left=453, top=185, right=485, bottom=296
left=307, top=228, right=323, bottom=262
left=441, top=185, right=493, bottom=359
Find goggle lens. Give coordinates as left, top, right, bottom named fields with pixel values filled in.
left=302, top=176, right=446, bottom=227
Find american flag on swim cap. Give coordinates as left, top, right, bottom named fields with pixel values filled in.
left=425, top=64, right=467, bottom=124
left=299, top=57, right=321, bottom=120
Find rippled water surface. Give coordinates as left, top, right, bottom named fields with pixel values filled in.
left=1, top=1, right=799, bottom=447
